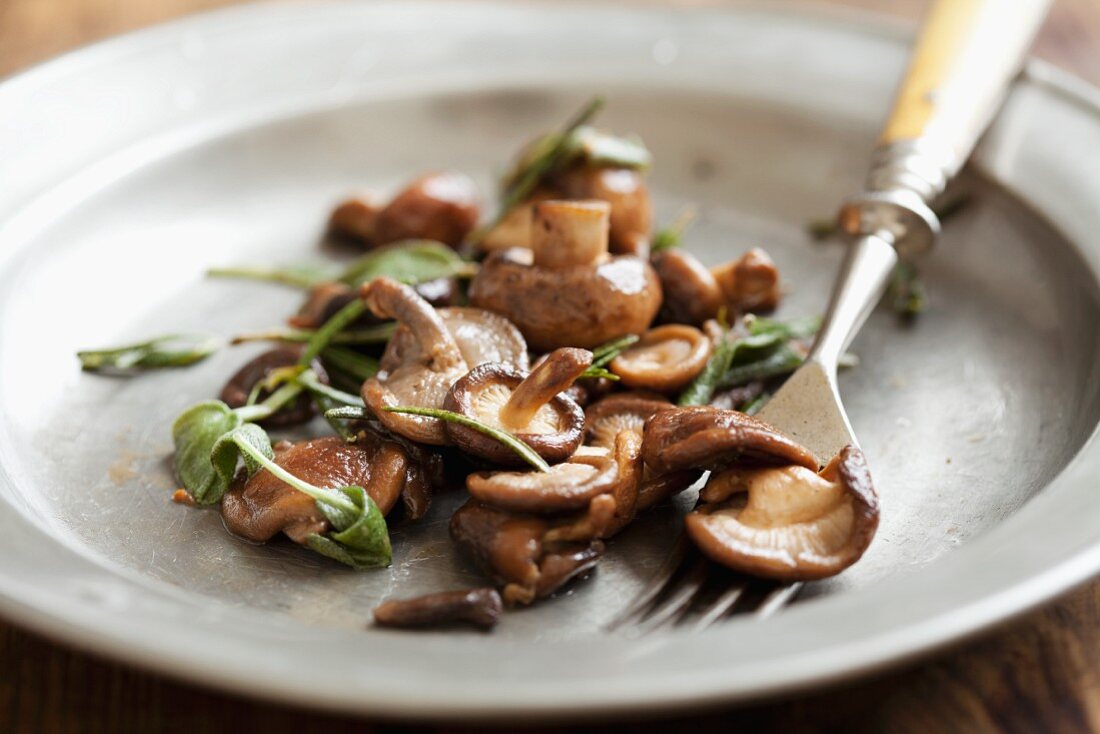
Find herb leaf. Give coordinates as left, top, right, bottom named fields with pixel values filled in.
left=171, top=400, right=245, bottom=504
left=338, top=241, right=475, bottom=288
left=78, top=334, right=220, bottom=373
left=299, top=298, right=368, bottom=367
left=384, top=406, right=550, bottom=472
left=578, top=366, right=620, bottom=381
left=208, top=422, right=274, bottom=497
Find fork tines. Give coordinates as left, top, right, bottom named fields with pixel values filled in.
left=606, top=536, right=803, bottom=634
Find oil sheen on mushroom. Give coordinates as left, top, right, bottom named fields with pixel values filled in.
left=221, top=436, right=408, bottom=545
left=609, top=325, right=712, bottom=393
left=686, top=445, right=879, bottom=580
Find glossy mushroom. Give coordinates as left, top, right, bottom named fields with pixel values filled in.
left=651, top=249, right=723, bottom=325
left=220, top=436, right=408, bottom=545
left=469, top=200, right=661, bottom=350
left=609, top=325, right=712, bottom=393
left=444, top=349, right=590, bottom=466
left=360, top=277, right=527, bottom=445
left=641, top=406, right=818, bottom=475
left=449, top=496, right=614, bottom=605
left=219, top=346, right=328, bottom=428
left=710, top=247, right=781, bottom=314
left=374, top=171, right=481, bottom=248
left=328, top=192, right=384, bottom=243
left=466, top=444, right=619, bottom=514
left=373, top=588, right=503, bottom=630
left=554, top=166, right=653, bottom=256
left=685, top=445, right=879, bottom=580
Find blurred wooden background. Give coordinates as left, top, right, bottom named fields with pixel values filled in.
left=1, top=1, right=1099, bottom=732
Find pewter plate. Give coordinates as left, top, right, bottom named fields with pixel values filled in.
left=1, top=0, right=1100, bottom=720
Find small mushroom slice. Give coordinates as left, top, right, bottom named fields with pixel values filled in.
left=641, top=406, right=818, bottom=475
left=445, top=349, right=589, bottom=466
left=221, top=436, right=407, bottom=545
left=328, top=192, right=384, bottom=243
left=609, top=325, right=712, bottom=393
left=373, top=588, right=503, bottom=630
left=652, top=249, right=723, bottom=325
left=686, top=445, right=879, bottom=580
left=450, top=498, right=611, bottom=605
left=373, top=171, right=481, bottom=248
left=584, top=391, right=672, bottom=450
left=466, top=444, right=618, bottom=513
left=554, top=166, right=653, bottom=256
left=219, top=346, right=328, bottom=428
left=361, top=277, right=528, bottom=445
left=710, top=247, right=781, bottom=314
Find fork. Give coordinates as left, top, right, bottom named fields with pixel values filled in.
left=609, top=0, right=1051, bottom=634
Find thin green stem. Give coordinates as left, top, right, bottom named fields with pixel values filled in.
left=298, top=370, right=364, bottom=407
left=207, top=266, right=327, bottom=290
left=299, top=299, right=368, bottom=366
left=383, top=406, right=550, bottom=472
left=231, top=324, right=395, bottom=346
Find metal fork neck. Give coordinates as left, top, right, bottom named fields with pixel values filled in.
left=808, top=232, right=899, bottom=370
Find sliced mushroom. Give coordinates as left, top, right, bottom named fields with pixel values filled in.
left=652, top=249, right=723, bottom=325
left=583, top=394, right=700, bottom=513
left=470, top=198, right=660, bottom=350
left=450, top=497, right=611, bottom=605
left=374, top=171, right=481, bottom=248
left=479, top=189, right=555, bottom=253
left=584, top=391, right=672, bottom=450
left=554, top=166, right=653, bottom=256
left=609, top=325, right=712, bottom=393
left=444, top=349, right=589, bottom=466
left=373, top=588, right=503, bottom=630
left=360, top=277, right=528, bottom=445
left=685, top=445, right=879, bottom=580
left=328, top=192, right=384, bottom=243
left=710, top=247, right=781, bottom=314
left=219, top=346, right=328, bottom=428
left=466, top=443, right=618, bottom=513
left=221, top=436, right=407, bottom=545
left=641, top=406, right=818, bottom=475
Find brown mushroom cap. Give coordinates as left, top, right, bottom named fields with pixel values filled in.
left=328, top=193, right=384, bottom=244
left=685, top=445, right=879, bottom=580
left=443, top=359, right=586, bottom=466
left=219, top=346, right=328, bottom=428
left=466, top=445, right=618, bottom=513
left=373, top=171, right=480, bottom=248
left=221, top=436, right=407, bottom=545
left=554, top=166, right=653, bottom=256
left=711, top=247, right=781, bottom=314
left=469, top=247, right=661, bottom=351
left=641, top=406, right=818, bottom=475
left=584, top=391, right=672, bottom=449
left=652, top=249, right=723, bottom=325
left=361, top=277, right=528, bottom=445
left=373, top=588, right=503, bottom=630
left=609, top=325, right=712, bottom=393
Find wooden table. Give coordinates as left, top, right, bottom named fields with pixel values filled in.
left=1, top=1, right=1098, bottom=731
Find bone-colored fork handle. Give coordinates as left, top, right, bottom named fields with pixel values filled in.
left=841, top=0, right=1050, bottom=259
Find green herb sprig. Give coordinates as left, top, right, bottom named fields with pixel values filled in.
left=230, top=323, right=395, bottom=346
left=383, top=406, right=550, bottom=472
left=78, top=334, right=220, bottom=373
left=651, top=206, right=698, bottom=253
left=207, top=264, right=333, bottom=290
left=226, top=427, right=391, bottom=569
left=338, top=241, right=476, bottom=288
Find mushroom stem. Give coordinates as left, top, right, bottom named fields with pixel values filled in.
left=361, top=277, right=465, bottom=371
left=530, top=200, right=611, bottom=268
left=500, top=348, right=592, bottom=430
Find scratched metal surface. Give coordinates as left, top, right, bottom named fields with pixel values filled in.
left=0, top=1, right=1099, bottom=719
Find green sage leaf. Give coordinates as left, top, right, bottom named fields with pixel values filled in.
left=171, top=400, right=244, bottom=504
left=384, top=406, right=550, bottom=472
left=208, top=422, right=274, bottom=499
left=78, top=334, right=220, bottom=373
left=307, top=486, right=392, bottom=569
left=338, top=241, right=475, bottom=288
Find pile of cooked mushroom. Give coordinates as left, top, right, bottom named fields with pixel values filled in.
left=140, top=99, right=879, bottom=631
